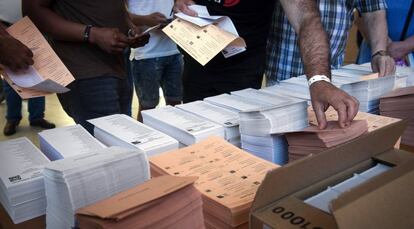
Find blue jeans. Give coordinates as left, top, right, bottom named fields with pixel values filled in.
left=124, top=49, right=134, bottom=116
left=356, top=41, right=372, bottom=65
left=57, top=76, right=133, bottom=134
left=132, top=54, right=183, bottom=108
left=3, top=80, right=45, bottom=122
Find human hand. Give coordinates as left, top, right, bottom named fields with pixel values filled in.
left=0, top=36, right=33, bottom=72
left=127, top=27, right=150, bottom=48
left=371, top=54, right=395, bottom=77
left=89, top=27, right=129, bottom=54
left=388, top=41, right=411, bottom=60
left=145, top=12, right=168, bottom=27
left=174, top=0, right=197, bottom=16
left=310, top=81, right=359, bottom=129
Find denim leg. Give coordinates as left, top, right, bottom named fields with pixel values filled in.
left=3, top=80, right=22, bottom=122
left=131, top=58, right=162, bottom=108
left=28, top=97, right=45, bottom=121
left=123, top=48, right=134, bottom=116
left=356, top=41, right=372, bottom=64
left=161, top=54, right=183, bottom=103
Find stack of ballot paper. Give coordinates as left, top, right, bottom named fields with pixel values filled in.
left=0, top=138, right=50, bottom=224
left=262, top=78, right=312, bottom=103
left=305, top=163, right=391, bottom=213
left=3, top=17, right=74, bottom=99
left=380, top=86, right=414, bottom=147
left=76, top=176, right=204, bottom=229
left=38, top=124, right=106, bottom=161
left=286, top=121, right=369, bottom=162
left=88, top=114, right=179, bottom=156
left=142, top=105, right=224, bottom=146
left=177, top=101, right=241, bottom=146
left=204, top=93, right=272, bottom=112
left=150, top=137, right=278, bottom=228
left=43, top=146, right=150, bottom=229
left=230, top=89, right=308, bottom=165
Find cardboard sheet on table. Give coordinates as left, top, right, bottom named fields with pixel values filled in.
left=5, top=17, right=74, bottom=98
left=380, top=86, right=414, bottom=99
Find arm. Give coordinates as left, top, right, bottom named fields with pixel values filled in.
left=388, top=35, right=414, bottom=60
left=174, top=0, right=197, bottom=16
left=279, top=0, right=359, bottom=129
left=23, top=0, right=131, bottom=53
left=0, top=25, right=34, bottom=71
left=130, top=13, right=167, bottom=27
left=361, top=10, right=395, bottom=76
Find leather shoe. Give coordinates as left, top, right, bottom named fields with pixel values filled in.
left=3, top=120, right=20, bottom=136
left=30, top=119, right=56, bottom=129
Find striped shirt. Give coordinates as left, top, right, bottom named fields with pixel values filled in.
left=265, top=0, right=386, bottom=85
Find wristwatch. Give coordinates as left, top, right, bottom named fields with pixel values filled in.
left=83, top=25, right=93, bottom=42
left=371, top=50, right=389, bottom=58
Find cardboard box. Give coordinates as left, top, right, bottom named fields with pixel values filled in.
left=250, top=120, right=414, bottom=229
left=0, top=204, right=44, bottom=229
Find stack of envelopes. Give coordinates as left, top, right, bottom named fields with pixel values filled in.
left=43, top=147, right=150, bottom=229
left=142, top=105, right=224, bottom=146
left=88, top=114, right=179, bottom=156
left=380, top=86, right=414, bottom=147
left=149, top=137, right=278, bottom=228
left=76, top=176, right=204, bottom=229
left=38, top=124, right=106, bottom=160
left=0, top=138, right=50, bottom=224
left=286, top=121, right=368, bottom=162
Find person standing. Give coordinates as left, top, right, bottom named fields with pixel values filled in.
left=23, top=0, right=149, bottom=133
left=128, top=0, right=183, bottom=122
left=0, top=0, right=55, bottom=136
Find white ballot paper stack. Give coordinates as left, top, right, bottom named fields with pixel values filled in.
left=43, top=146, right=150, bottom=229
left=0, top=137, right=50, bottom=224
left=262, top=77, right=312, bottom=104
left=3, top=17, right=74, bottom=99
left=142, top=105, right=224, bottom=146
left=163, top=5, right=246, bottom=66
left=177, top=101, right=241, bottom=146
left=38, top=124, right=106, bottom=161
left=204, top=93, right=272, bottom=112
left=88, top=114, right=179, bottom=156
left=230, top=88, right=308, bottom=165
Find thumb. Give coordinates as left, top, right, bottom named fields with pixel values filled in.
left=313, top=102, right=327, bottom=129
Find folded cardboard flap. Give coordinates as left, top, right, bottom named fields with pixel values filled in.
left=76, top=175, right=197, bottom=220
left=332, top=160, right=414, bottom=229
left=251, top=120, right=406, bottom=213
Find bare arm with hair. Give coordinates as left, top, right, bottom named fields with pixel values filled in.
left=279, top=0, right=359, bottom=129
left=362, top=10, right=395, bottom=76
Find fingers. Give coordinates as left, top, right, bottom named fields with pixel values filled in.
left=344, top=97, right=359, bottom=126
left=174, top=0, right=197, bottom=16
left=378, top=58, right=386, bottom=77
left=313, top=102, right=328, bottom=130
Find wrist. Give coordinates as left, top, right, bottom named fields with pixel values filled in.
left=83, top=25, right=93, bottom=43
left=371, top=50, right=389, bottom=59
left=88, top=26, right=98, bottom=45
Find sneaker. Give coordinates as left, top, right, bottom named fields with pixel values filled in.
left=30, top=119, right=56, bottom=129
left=3, top=120, right=20, bottom=136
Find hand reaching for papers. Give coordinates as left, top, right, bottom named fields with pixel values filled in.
left=144, top=12, right=168, bottom=27
left=371, top=54, right=395, bottom=77
left=89, top=27, right=149, bottom=54
left=127, top=27, right=150, bottom=49
left=174, top=0, right=197, bottom=16
left=310, top=81, right=359, bottom=130
left=0, top=34, right=34, bottom=72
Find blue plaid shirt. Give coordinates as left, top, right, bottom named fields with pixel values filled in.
left=265, top=0, right=386, bottom=85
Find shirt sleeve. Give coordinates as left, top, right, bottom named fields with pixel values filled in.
left=355, top=0, right=387, bottom=14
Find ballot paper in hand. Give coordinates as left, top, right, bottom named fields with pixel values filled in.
left=4, top=17, right=75, bottom=99
left=163, top=5, right=246, bottom=66
left=88, top=114, right=179, bottom=156
left=142, top=105, right=224, bottom=146
left=43, top=146, right=150, bottom=229
left=0, top=137, right=50, bottom=224
left=38, top=124, right=106, bottom=161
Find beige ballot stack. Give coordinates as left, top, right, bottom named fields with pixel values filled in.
left=150, top=137, right=278, bottom=228
left=380, top=86, right=414, bottom=147
left=286, top=121, right=368, bottom=162
left=76, top=176, right=204, bottom=229
left=2, top=17, right=74, bottom=99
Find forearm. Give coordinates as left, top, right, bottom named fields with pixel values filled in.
left=362, top=10, right=388, bottom=54
left=130, top=14, right=150, bottom=26
left=403, top=35, right=414, bottom=52
left=22, top=0, right=85, bottom=42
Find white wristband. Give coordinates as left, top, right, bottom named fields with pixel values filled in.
left=308, top=75, right=331, bottom=87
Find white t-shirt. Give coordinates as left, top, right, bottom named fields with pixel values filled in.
left=128, top=0, right=179, bottom=60
left=0, top=0, right=22, bottom=23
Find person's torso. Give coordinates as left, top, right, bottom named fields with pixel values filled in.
left=386, top=0, right=414, bottom=42
left=128, top=0, right=179, bottom=60
left=51, top=0, right=129, bottom=79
